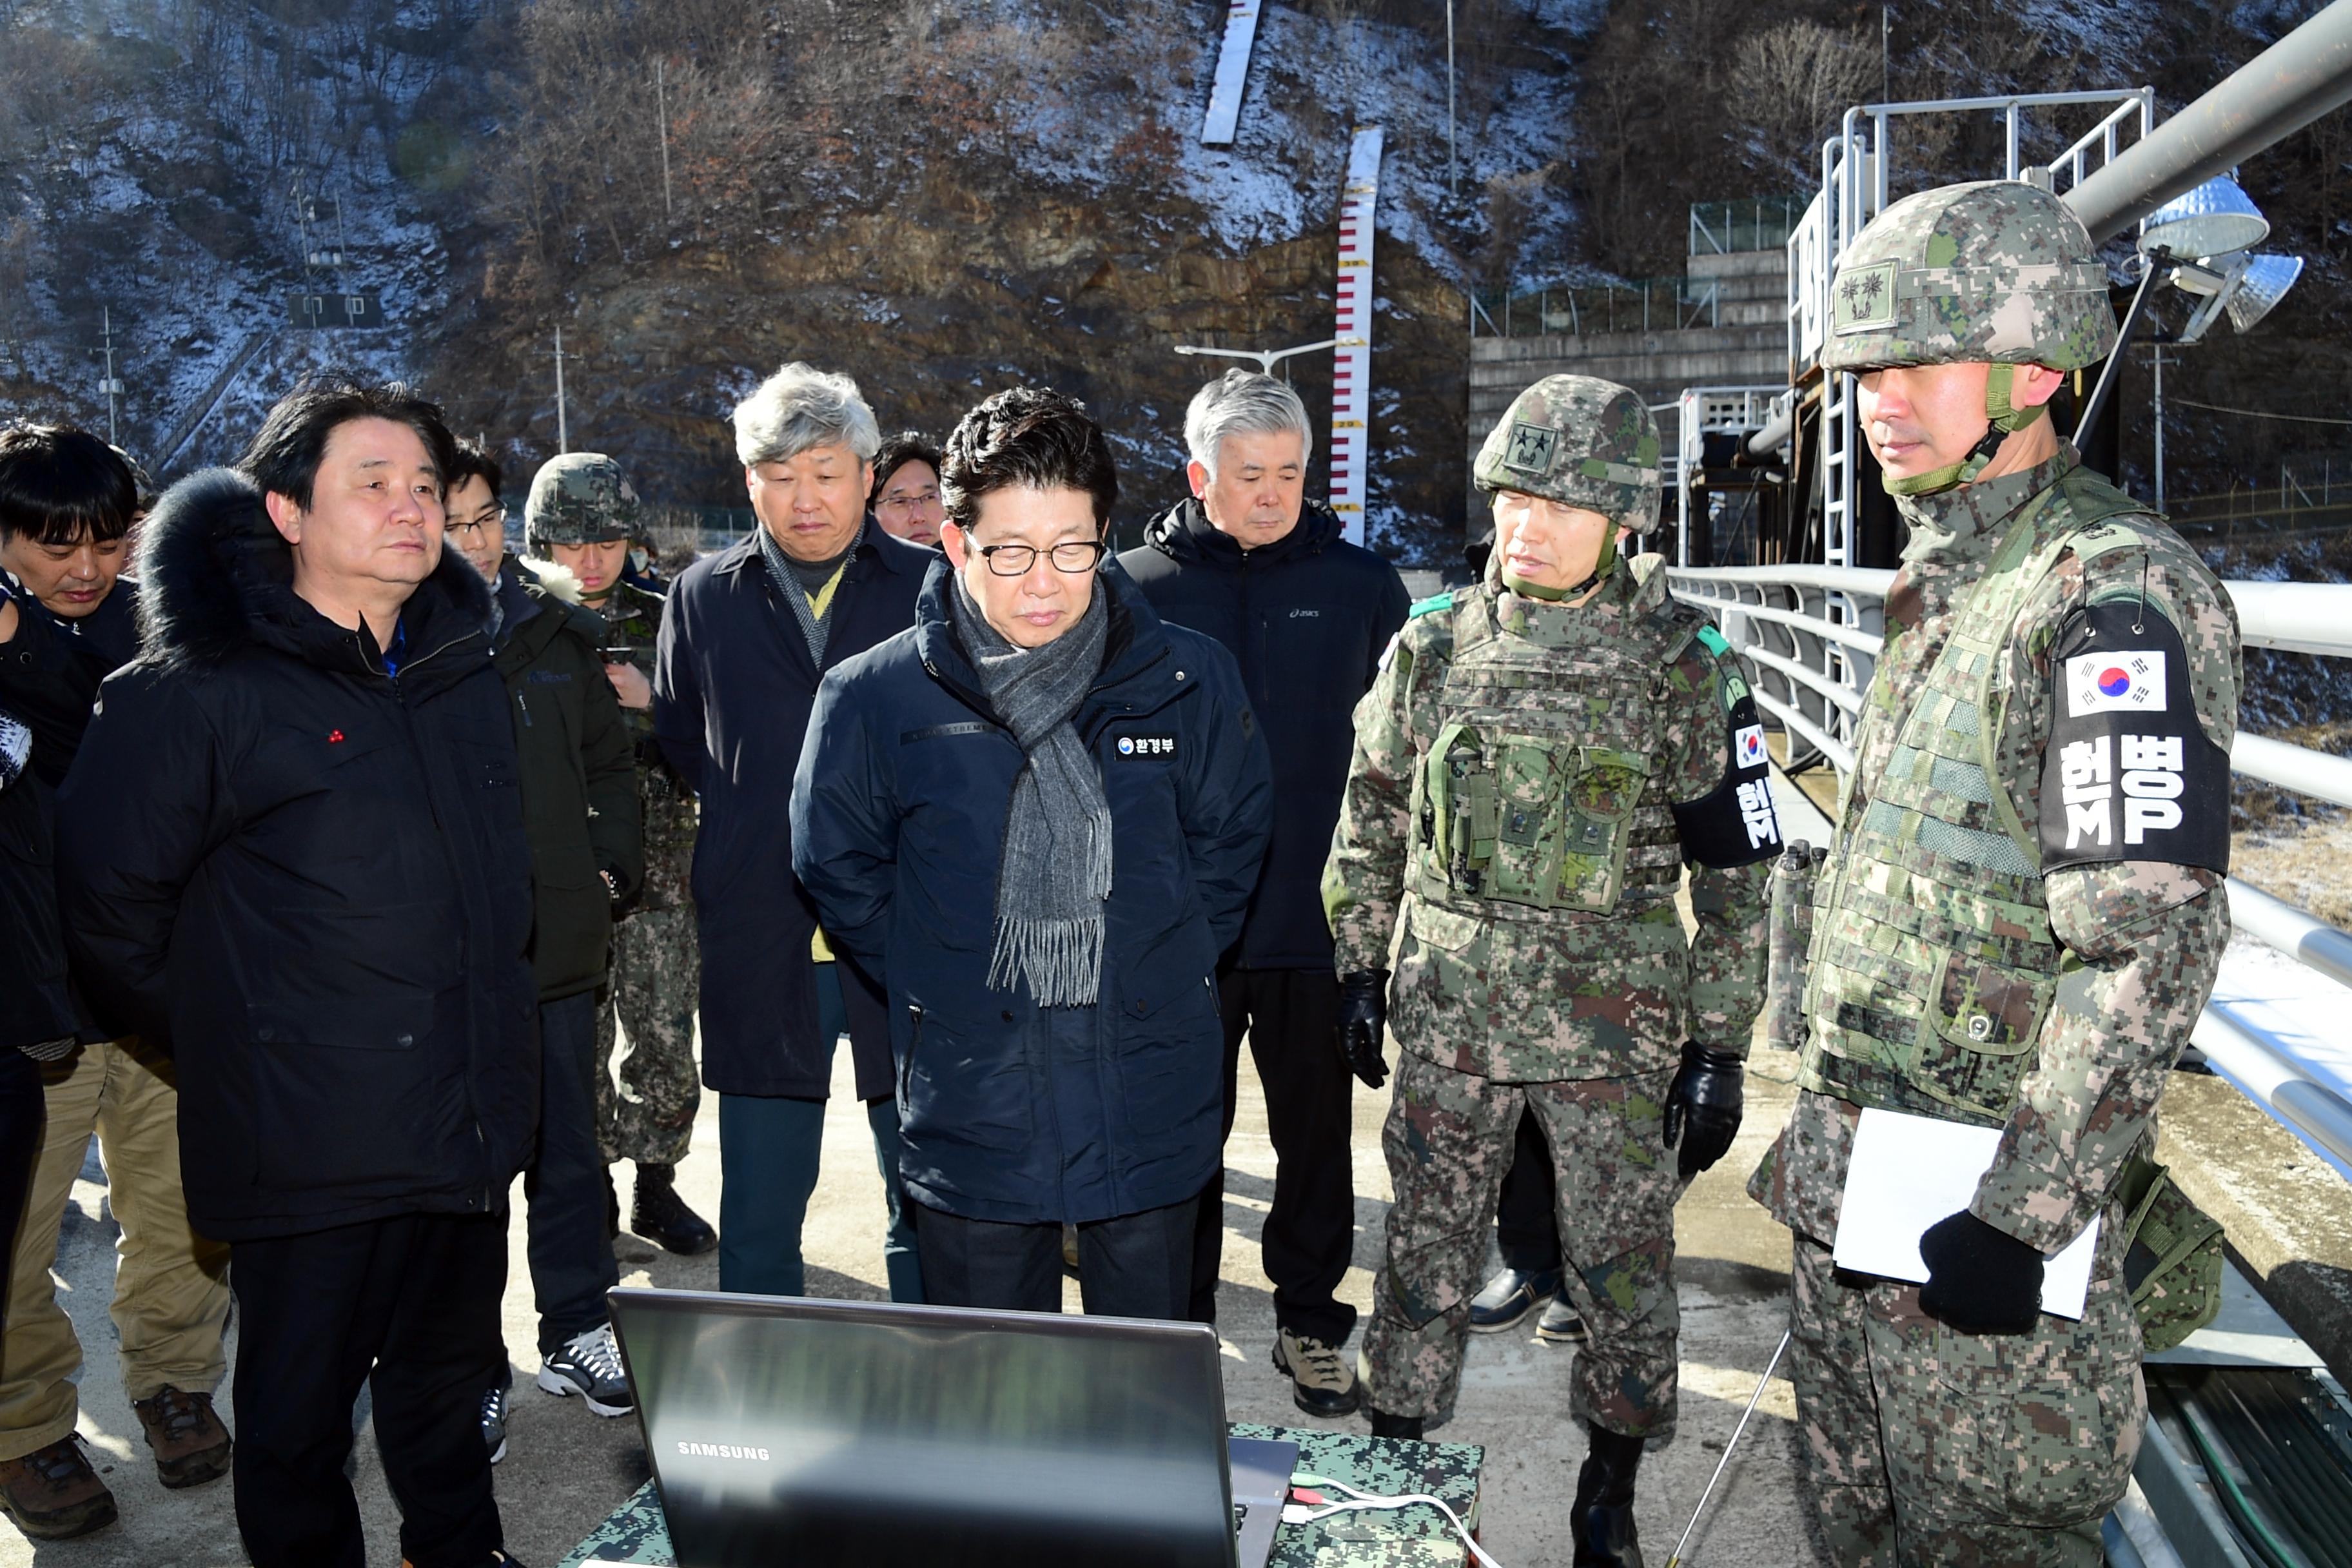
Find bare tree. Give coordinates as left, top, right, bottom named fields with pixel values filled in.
left=1726, top=20, right=1879, bottom=181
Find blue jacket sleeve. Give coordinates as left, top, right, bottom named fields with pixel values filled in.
left=653, top=576, right=705, bottom=792
left=1177, top=640, right=1273, bottom=956
left=54, top=667, right=230, bottom=1045
left=789, top=666, right=897, bottom=976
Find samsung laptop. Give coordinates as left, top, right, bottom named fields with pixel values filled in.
left=607, top=1286, right=1297, bottom=1568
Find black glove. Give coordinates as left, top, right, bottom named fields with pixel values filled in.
left=1663, top=1043, right=1744, bottom=1179
left=1336, top=969, right=1389, bottom=1090
left=1918, top=1210, right=2044, bottom=1335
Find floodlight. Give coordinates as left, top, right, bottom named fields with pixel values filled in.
left=2225, top=254, right=2303, bottom=333
left=2139, top=175, right=2269, bottom=260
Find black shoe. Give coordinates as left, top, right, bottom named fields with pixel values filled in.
left=632, top=1162, right=717, bottom=1256
left=1536, top=1295, right=1589, bottom=1343
left=1367, top=1409, right=1425, bottom=1442
left=1270, top=1329, right=1362, bottom=1418
left=1467, top=1263, right=1561, bottom=1332
left=1571, top=1422, right=1646, bottom=1567
left=480, top=1384, right=511, bottom=1465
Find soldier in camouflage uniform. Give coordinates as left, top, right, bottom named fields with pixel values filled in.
left=1747, top=181, right=2240, bottom=1565
left=525, top=453, right=717, bottom=1257
left=1324, top=375, right=1779, bottom=1566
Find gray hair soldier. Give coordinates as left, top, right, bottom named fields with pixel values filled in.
left=1749, top=179, right=2240, bottom=1563
left=1120, top=369, right=1408, bottom=1418
left=653, top=364, right=929, bottom=1304
left=524, top=453, right=718, bottom=1264
left=1324, top=373, right=1779, bottom=1565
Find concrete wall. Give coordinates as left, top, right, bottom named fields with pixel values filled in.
left=1465, top=248, right=1792, bottom=523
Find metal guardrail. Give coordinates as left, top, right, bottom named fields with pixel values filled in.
left=1669, top=563, right=2352, bottom=1172
left=1688, top=197, right=1805, bottom=257
left=1467, top=277, right=1719, bottom=338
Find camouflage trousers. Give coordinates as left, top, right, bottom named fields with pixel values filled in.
left=1787, top=1228, right=2143, bottom=1567
left=596, top=906, right=702, bottom=1167
left=1360, top=1050, right=1680, bottom=1435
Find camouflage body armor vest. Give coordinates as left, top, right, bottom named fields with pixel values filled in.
left=1798, top=469, right=2148, bottom=1125
left=1407, top=582, right=1696, bottom=943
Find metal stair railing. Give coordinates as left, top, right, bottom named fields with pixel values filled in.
left=1668, top=563, right=2352, bottom=1176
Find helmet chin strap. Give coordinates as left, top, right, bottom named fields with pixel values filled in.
left=1502, top=526, right=1618, bottom=602
left=1881, top=363, right=2048, bottom=498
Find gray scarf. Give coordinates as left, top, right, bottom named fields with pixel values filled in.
left=756, top=518, right=863, bottom=665
left=950, top=573, right=1114, bottom=1007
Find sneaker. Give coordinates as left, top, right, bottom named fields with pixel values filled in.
left=1271, top=1328, right=1363, bottom=1418
left=1468, top=1263, right=1561, bottom=1333
left=480, top=1384, right=511, bottom=1464
left=536, top=1323, right=634, bottom=1417
left=131, top=1384, right=232, bottom=1489
left=1537, top=1295, right=1589, bottom=1343
left=631, top=1163, right=717, bottom=1257
left=0, top=1434, right=118, bottom=1540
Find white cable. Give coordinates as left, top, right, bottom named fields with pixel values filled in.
left=1286, top=1471, right=1505, bottom=1568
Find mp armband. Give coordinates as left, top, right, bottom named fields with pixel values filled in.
left=1672, top=687, right=1783, bottom=868
left=2039, top=599, right=2231, bottom=872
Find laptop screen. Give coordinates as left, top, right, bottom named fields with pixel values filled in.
left=610, top=1288, right=1240, bottom=1568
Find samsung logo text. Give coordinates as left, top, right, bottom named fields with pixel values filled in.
left=677, top=1441, right=771, bottom=1461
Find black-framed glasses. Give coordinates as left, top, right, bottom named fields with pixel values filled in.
left=976, top=540, right=1108, bottom=576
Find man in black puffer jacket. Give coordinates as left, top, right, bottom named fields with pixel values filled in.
left=55, top=377, right=535, bottom=1568
left=1121, top=371, right=1407, bottom=1417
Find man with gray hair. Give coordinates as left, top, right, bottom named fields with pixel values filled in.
left=654, top=362, right=928, bottom=1301
left=1120, top=369, right=1408, bottom=1417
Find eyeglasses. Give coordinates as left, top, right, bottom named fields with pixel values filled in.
left=876, top=488, right=941, bottom=513
left=975, top=540, right=1108, bottom=576
left=449, top=505, right=507, bottom=537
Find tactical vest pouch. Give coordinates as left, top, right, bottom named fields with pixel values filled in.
left=2116, top=1152, right=2224, bottom=1353
left=1912, top=950, right=2056, bottom=1120
left=1765, top=841, right=1825, bottom=1051
left=1556, top=745, right=1647, bottom=914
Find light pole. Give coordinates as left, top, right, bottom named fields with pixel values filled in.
left=97, top=307, right=123, bottom=445
left=554, top=326, right=569, bottom=453
left=1171, top=337, right=1360, bottom=380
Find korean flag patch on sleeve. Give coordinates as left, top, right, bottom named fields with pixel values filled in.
left=2039, top=600, right=2229, bottom=873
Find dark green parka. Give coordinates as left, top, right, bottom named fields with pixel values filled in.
left=492, top=559, right=643, bottom=1001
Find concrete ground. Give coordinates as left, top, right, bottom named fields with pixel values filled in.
left=4, top=1032, right=1823, bottom=1568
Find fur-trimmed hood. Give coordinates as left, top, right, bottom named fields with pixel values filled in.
left=137, top=467, right=498, bottom=686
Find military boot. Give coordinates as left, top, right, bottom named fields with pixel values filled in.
left=1367, top=1410, right=1425, bottom=1441
left=631, top=1162, right=716, bottom=1255
left=1571, top=1422, right=1645, bottom=1567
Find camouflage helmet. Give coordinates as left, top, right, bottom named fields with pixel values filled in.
left=524, top=451, right=640, bottom=551
left=1471, top=374, right=1663, bottom=535
left=1821, top=179, right=2116, bottom=375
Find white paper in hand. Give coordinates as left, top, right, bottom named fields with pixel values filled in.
left=1832, top=1107, right=2099, bottom=1321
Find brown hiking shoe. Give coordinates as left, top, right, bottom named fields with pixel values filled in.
left=132, top=1384, right=233, bottom=1489
left=0, top=1435, right=119, bottom=1540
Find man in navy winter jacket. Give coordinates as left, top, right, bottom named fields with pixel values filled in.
left=793, top=387, right=1273, bottom=1320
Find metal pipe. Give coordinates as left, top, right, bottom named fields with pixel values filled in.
left=2191, top=1001, right=2352, bottom=1171
left=2075, top=255, right=2166, bottom=439
left=2234, top=732, right=2352, bottom=810
left=2227, top=877, right=2352, bottom=990
left=2064, top=0, right=2352, bottom=243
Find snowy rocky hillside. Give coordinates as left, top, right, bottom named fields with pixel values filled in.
left=0, top=0, right=2344, bottom=564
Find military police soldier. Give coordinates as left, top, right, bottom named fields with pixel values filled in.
left=1325, top=375, right=1779, bottom=1567
left=1749, top=181, right=2240, bottom=1565
left=524, top=453, right=717, bottom=1256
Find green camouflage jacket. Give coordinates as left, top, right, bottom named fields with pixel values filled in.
left=1753, top=446, right=2240, bottom=1255
left=590, top=578, right=697, bottom=910
left=1325, top=557, right=1770, bottom=1082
